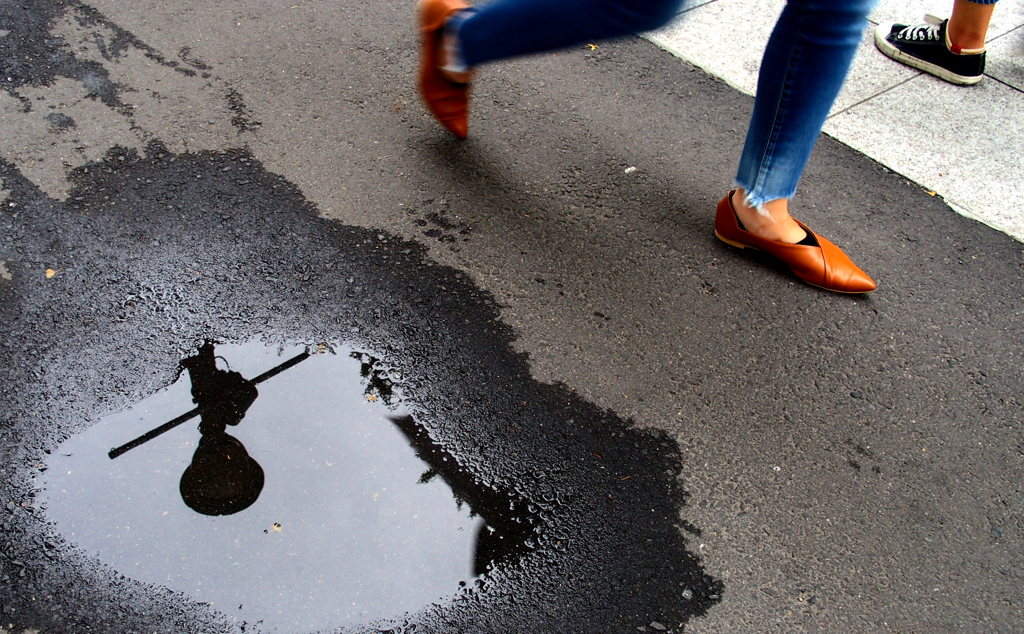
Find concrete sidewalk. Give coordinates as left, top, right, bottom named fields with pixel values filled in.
left=648, top=0, right=1024, bottom=241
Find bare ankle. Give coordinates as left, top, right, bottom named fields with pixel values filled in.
left=948, top=0, right=994, bottom=52
left=947, top=23, right=986, bottom=52
left=730, top=190, right=807, bottom=244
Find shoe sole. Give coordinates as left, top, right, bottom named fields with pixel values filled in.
left=714, top=230, right=750, bottom=250
left=874, top=27, right=982, bottom=86
left=714, top=230, right=873, bottom=294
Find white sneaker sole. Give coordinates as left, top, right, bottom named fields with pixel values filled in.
left=874, top=23, right=983, bottom=86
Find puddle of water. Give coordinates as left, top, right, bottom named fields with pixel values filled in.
left=41, top=341, right=525, bottom=632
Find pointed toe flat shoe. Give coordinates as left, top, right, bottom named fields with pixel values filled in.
left=714, top=193, right=876, bottom=294
left=418, top=0, right=471, bottom=139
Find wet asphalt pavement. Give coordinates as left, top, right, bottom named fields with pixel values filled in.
left=1, top=1, right=1023, bottom=632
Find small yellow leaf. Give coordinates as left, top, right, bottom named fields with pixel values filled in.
left=45, top=268, right=57, bottom=278
left=927, top=191, right=937, bottom=197
left=366, top=393, right=379, bottom=402
left=587, top=43, right=598, bottom=51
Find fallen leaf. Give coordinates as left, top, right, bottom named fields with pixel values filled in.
left=45, top=268, right=57, bottom=278
left=927, top=191, right=937, bottom=197
left=366, top=393, right=379, bottom=402
left=587, top=43, right=598, bottom=51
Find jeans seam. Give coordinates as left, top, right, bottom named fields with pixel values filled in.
left=752, top=14, right=805, bottom=204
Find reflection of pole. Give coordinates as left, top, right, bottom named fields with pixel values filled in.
left=108, top=350, right=310, bottom=459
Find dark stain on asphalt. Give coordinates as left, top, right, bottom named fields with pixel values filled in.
left=226, top=88, right=262, bottom=133
left=408, top=198, right=473, bottom=248
left=0, top=143, right=721, bottom=632
left=1, top=0, right=136, bottom=110
left=43, top=111, right=76, bottom=130
left=0, top=0, right=260, bottom=116
left=179, top=46, right=213, bottom=72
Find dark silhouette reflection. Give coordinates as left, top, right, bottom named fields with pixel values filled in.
left=178, top=343, right=264, bottom=516
left=351, top=351, right=396, bottom=403
left=108, top=345, right=309, bottom=459
left=107, top=343, right=539, bottom=570
left=181, top=342, right=258, bottom=436
left=390, top=415, right=538, bottom=576
left=180, top=432, right=264, bottom=516
left=350, top=354, right=539, bottom=575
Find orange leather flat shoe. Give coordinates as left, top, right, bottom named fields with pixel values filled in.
left=713, top=193, right=876, bottom=293
left=418, top=0, right=472, bottom=139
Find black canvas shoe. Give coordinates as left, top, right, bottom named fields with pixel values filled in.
left=875, top=17, right=985, bottom=85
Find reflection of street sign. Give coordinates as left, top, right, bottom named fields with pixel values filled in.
left=108, top=349, right=310, bottom=459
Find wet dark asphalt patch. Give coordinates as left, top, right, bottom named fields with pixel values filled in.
left=0, top=145, right=720, bottom=632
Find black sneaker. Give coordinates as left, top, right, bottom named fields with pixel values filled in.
left=875, top=17, right=985, bottom=85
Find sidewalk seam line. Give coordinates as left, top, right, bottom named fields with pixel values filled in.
left=986, top=75, right=1024, bottom=95
left=827, top=75, right=919, bottom=119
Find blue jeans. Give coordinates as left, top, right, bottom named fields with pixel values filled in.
left=455, top=0, right=878, bottom=208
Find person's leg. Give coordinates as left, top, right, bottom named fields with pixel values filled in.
left=947, top=0, right=996, bottom=50
left=732, top=0, right=877, bottom=242
left=457, top=0, right=684, bottom=67
left=715, top=0, right=878, bottom=292
left=418, top=0, right=684, bottom=137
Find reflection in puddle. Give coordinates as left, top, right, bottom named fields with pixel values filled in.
left=177, top=341, right=265, bottom=516
left=41, top=341, right=537, bottom=632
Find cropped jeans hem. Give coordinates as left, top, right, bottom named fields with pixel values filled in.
left=733, top=0, right=878, bottom=209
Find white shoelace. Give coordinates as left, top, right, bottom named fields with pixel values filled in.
left=894, top=14, right=985, bottom=54
left=896, top=15, right=943, bottom=42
